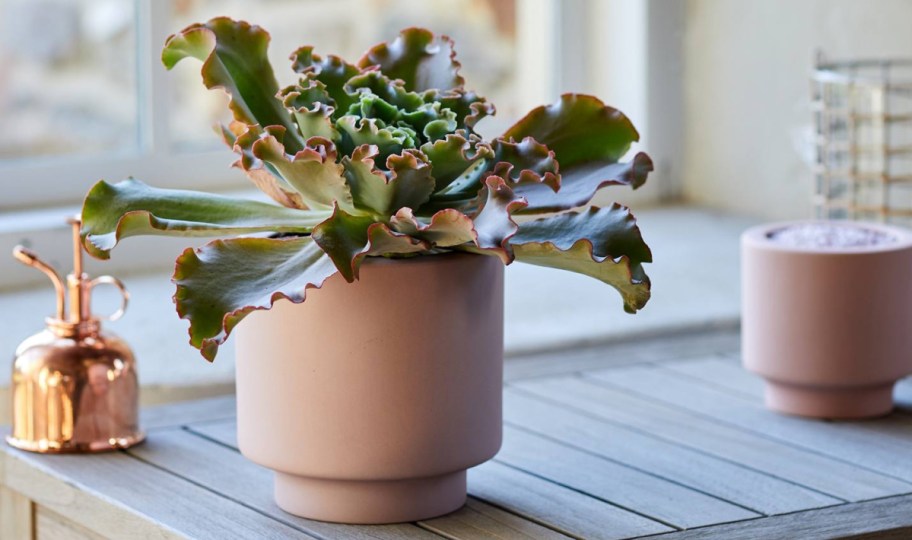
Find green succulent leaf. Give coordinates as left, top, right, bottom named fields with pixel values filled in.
left=345, top=70, right=425, bottom=111
left=290, top=46, right=361, bottom=117
left=233, top=124, right=307, bottom=209
left=420, top=133, right=494, bottom=192
left=81, top=178, right=326, bottom=259
left=426, top=89, right=495, bottom=130
left=503, top=93, right=638, bottom=167
left=390, top=207, right=476, bottom=247
left=349, top=93, right=401, bottom=125
left=278, top=77, right=340, bottom=140
left=514, top=152, right=653, bottom=214
left=341, top=145, right=435, bottom=216
left=216, top=120, right=246, bottom=148
left=311, top=207, right=430, bottom=282
left=173, top=236, right=338, bottom=361
left=415, top=103, right=458, bottom=142
left=358, top=28, right=464, bottom=93
left=251, top=131, right=355, bottom=212
left=386, top=150, right=437, bottom=211
left=355, top=223, right=430, bottom=263
left=337, top=116, right=412, bottom=161
left=279, top=75, right=333, bottom=109
left=464, top=176, right=528, bottom=263
left=491, top=136, right=560, bottom=189
left=508, top=205, right=652, bottom=313
left=311, top=206, right=375, bottom=282
left=162, top=17, right=303, bottom=152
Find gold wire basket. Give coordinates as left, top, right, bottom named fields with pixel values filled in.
left=812, top=54, right=912, bottom=223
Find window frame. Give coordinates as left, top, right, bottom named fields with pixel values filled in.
left=0, top=0, right=244, bottom=212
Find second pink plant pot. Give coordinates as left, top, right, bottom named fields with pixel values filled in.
left=742, top=220, right=912, bottom=419
left=234, top=252, right=503, bottom=524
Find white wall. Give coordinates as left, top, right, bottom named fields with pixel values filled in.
left=591, top=0, right=685, bottom=210
left=682, top=0, right=912, bottom=220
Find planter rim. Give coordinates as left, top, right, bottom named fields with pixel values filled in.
left=742, top=219, right=912, bottom=255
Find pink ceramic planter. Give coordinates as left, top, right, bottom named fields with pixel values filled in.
left=742, top=220, right=912, bottom=419
left=234, top=253, right=503, bottom=524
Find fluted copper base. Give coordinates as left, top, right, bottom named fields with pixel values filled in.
left=6, top=432, right=145, bottom=454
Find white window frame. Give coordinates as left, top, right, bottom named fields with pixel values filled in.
left=0, top=0, right=243, bottom=213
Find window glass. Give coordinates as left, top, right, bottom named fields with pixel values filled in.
left=0, top=0, right=137, bottom=160
left=169, top=0, right=518, bottom=151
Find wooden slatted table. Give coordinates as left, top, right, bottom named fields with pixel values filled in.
left=3, top=328, right=912, bottom=539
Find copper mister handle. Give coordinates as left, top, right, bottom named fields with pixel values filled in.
left=12, top=246, right=66, bottom=320
left=11, top=217, right=129, bottom=324
left=89, top=275, right=129, bottom=321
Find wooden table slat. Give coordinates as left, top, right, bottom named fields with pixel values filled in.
left=516, top=375, right=912, bottom=502
left=35, top=505, right=106, bottom=540
left=652, top=494, right=912, bottom=540
left=420, top=498, right=573, bottom=540
left=586, top=364, right=912, bottom=482
left=0, top=483, right=32, bottom=540
left=659, top=356, right=766, bottom=398
left=188, top=419, right=238, bottom=448
left=504, top=327, right=740, bottom=381
left=129, top=429, right=440, bottom=540
left=468, top=461, right=673, bottom=540
left=504, top=387, right=840, bottom=515
left=2, top=441, right=313, bottom=540
left=497, top=424, right=758, bottom=528
left=141, top=395, right=237, bottom=430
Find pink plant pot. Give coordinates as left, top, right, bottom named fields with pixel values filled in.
left=742, top=220, right=912, bottom=419
left=234, top=253, right=503, bottom=524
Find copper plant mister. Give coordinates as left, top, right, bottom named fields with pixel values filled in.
left=7, top=217, right=143, bottom=453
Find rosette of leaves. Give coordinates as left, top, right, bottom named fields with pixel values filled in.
left=80, top=18, right=654, bottom=361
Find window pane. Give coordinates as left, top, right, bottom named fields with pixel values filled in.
left=0, top=0, right=138, bottom=160
left=169, top=0, right=518, bottom=151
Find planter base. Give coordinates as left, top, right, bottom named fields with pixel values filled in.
left=274, top=470, right=467, bottom=524
left=764, top=380, right=895, bottom=419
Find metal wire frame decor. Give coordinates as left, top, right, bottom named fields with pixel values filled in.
left=812, top=54, right=912, bottom=223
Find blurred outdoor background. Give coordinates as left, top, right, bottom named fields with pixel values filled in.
left=1, top=0, right=911, bottom=416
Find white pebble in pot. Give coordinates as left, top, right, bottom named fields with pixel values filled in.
left=767, top=223, right=897, bottom=249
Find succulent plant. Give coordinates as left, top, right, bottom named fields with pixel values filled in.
left=80, top=17, right=654, bottom=361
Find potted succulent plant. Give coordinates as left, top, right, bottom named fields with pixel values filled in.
left=79, top=18, right=653, bottom=523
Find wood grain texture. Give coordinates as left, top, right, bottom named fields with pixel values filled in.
left=2, top=439, right=312, bottom=540
left=503, top=387, right=839, bottom=515
left=130, top=429, right=439, bottom=540
left=586, top=364, right=912, bottom=482
left=468, top=461, right=672, bottom=539
left=496, top=424, right=757, bottom=528
left=636, top=363, right=912, bottom=447
left=651, top=494, right=912, bottom=540
left=0, top=484, right=33, bottom=540
left=36, top=505, right=105, bottom=540
left=516, top=375, right=912, bottom=502
left=141, top=395, right=237, bottom=430
left=188, top=419, right=238, bottom=448
left=420, top=498, right=572, bottom=540
left=191, top=416, right=755, bottom=529
left=659, top=356, right=765, bottom=398
left=504, top=328, right=740, bottom=381
left=186, top=419, right=667, bottom=539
